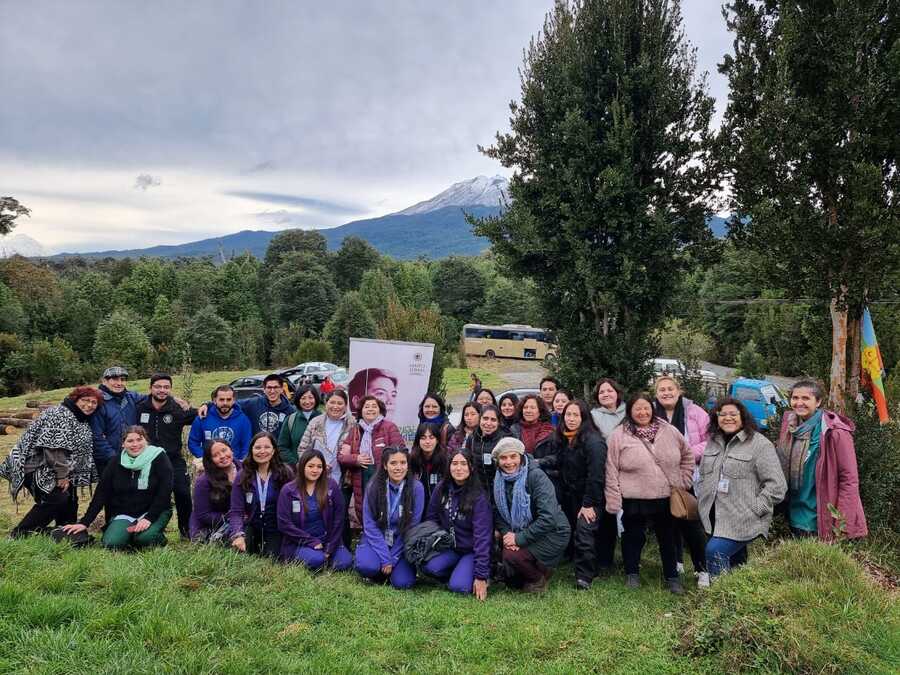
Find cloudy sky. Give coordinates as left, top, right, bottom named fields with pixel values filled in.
left=1, top=1, right=732, bottom=253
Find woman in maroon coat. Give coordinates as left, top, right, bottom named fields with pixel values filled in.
left=339, top=395, right=405, bottom=528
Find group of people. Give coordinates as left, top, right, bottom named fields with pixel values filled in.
left=1, top=364, right=868, bottom=599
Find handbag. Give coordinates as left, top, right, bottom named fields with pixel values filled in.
left=636, top=436, right=699, bottom=521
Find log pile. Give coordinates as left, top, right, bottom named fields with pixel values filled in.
left=0, top=400, right=53, bottom=434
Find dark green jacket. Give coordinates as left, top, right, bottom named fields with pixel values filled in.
left=494, top=458, right=570, bottom=568
left=277, top=409, right=322, bottom=466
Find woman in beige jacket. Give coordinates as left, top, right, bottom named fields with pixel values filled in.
left=605, top=393, right=694, bottom=593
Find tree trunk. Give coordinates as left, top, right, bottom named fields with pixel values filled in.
left=847, top=310, right=861, bottom=401
left=829, top=296, right=848, bottom=412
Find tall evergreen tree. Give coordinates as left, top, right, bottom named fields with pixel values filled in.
left=719, top=0, right=900, bottom=408
left=472, top=0, right=718, bottom=393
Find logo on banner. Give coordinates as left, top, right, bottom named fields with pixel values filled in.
left=409, top=350, right=428, bottom=376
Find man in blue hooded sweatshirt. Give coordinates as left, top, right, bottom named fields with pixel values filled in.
left=188, top=385, right=252, bottom=461
left=238, top=374, right=295, bottom=437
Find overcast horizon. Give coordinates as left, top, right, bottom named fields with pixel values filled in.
left=1, top=1, right=732, bottom=254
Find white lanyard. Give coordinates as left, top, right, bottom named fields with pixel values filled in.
left=256, top=474, right=270, bottom=513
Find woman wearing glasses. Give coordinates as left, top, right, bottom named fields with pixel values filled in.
left=697, top=398, right=786, bottom=580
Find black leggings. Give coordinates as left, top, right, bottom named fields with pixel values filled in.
left=11, top=475, right=79, bottom=537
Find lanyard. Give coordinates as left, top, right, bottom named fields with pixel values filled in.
left=387, top=481, right=405, bottom=523
left=256, top=474, right=270, bottom=513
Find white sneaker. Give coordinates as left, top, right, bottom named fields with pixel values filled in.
left=676, top=562, right=685, bottom=574
left=697, top=572, right=710, bottom=588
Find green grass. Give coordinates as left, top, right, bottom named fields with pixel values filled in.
left=443, top=368, right=507, bottom=397
left=0, top=370, right=261, bottom=410
left=0, top=532, right=894, bottom=674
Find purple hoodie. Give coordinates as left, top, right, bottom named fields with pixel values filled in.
left=189, top=471, right=235, bottom=540
left=228, top=467, right=294, bottom=537
left=426, top=480, right=493, bottom=580
left=277, top=479, right=344, bottom=559
left=361, top=479, right=425, bottom=567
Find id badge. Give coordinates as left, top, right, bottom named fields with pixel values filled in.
left=246, top=492, right=253, bottom=504
left=292, top=500, right=301, bottom=513
left=139, top=413, right=150, bottom=423
left=717, top=478, right=730, bottom=494
left=385, top=530, right=394, bottom=547
left=483, top=453, right=493, bottom=466
left=430, top=474, right=438, bottom=485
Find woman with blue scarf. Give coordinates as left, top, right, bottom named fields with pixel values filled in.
left=418, top=393, right=455, bottom=448
left=62, top=426, right=173, bottom=549
left=492, top=437, right=570, bottom=593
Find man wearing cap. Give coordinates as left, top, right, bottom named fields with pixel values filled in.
left=91, top=366, right=190, bottom=477
left=135, top=373, right=198, bottom=539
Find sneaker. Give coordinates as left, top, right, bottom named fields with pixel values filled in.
left=666, top=577, right=684, bottom=595
left=696, top=572, right=710, bottom=588
left=575, top=578, right=591, bottom=591
left=676, top=562, right=685, bottom=574
left=625, top=574, right=640, bottom=588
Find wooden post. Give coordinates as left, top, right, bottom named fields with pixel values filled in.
left=829, top=296, right=848, bottom=413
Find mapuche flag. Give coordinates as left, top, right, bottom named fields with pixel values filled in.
left=860, top=307, right=890, bottom=424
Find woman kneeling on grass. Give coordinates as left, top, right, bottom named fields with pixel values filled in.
left=62, top=426, right=173, bottom=549
left=277, top=449, right=352, bottom=571
left=189, top=439, right=239, bottom=543
left=697, top=399, right=786, bottom=579
left=229, top=432, right=294, bottom=558
left=493, top=437, right=570, bottom=593
left=354, top=447, right=425, bottom=588
left=422, top=450, right=492, bottom=600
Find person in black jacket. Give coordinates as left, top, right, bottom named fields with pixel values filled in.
left=464, top=404, right=510, bottom=490
left=135, top=372, right=197, bottom=539
left=537, top=399, right=616, bottom=589
left=62, top=426, right=173, bottom=549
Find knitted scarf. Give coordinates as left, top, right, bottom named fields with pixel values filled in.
left=562, top=428, right=578, bottom=446
left=120, top=445, right=165, bottom=490
left=493, top=460, right=532, bottom=531
left=632, top=420, right=660, bottom=444
left=358, top=416, right=383, bottom=458
left=780, top=410, right=823, bottom=491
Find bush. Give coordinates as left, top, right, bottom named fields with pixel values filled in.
left=93, top=308, right=153, bottom=374
left=851, top=408, right=900, bottom=536
left=734, top=339, right=767, bottom=379
left=271, top=323, right=307, bottom=368
left=293, top=339, right=333, bottom=365
left=2, top=337, right=85, bottom=391
left=677, top=540, right=898, bottom=673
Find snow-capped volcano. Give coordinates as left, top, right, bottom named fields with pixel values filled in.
left=396, top=175, right=509, bottom=215
left=0, top=234, right=47, bottom=258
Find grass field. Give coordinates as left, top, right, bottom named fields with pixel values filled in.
left=0, top=534, right=894, bottom=674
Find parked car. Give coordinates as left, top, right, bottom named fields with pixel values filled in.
left=289, top=362, right=343, bottom=385
left=229, top=375, right=297, bottom=401
left=649, top=358, right=719, bottom=387
left=277, top=365, right=349, bottom=400
left=716, top=378, right=787, bottom=430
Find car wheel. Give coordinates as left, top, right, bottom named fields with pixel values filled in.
left=485, top=350, right=496, bottom=359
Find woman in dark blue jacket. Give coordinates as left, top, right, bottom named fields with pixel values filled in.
left=422, top=449, right=492, bottom=600
left=229, top=432, right=294, bottom=558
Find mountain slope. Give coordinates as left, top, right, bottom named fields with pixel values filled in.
left=397, top=175, right=508, bottom=215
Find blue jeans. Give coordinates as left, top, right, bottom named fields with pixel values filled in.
left=705, top=536, right=751, bottom=577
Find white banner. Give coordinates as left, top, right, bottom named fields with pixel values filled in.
left=348, top=337, right=435, bottom=444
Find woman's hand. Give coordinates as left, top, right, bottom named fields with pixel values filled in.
left=232, top=536, right=246, bottom=552
left=473, top=578, right=488, bottom=601
left=502, top=532, right=518, bottom=550
left=358, top=454, right=374, bottom=466
left=577, top=506, right=597, bottom=523
left=56, top=478, right=70, bottom=492
left=313, top=543, right=323, bottom=550
left=127, top=518, right=152, bottom=533
left=61, top=523, right=87, bottom=535
left=381, top=564, right=394, bottom=576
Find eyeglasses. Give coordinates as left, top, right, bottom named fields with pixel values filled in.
left=717, top=412, right=740, bottom=419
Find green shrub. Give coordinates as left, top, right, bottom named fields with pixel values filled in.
left=850, top=408, right=900, bottom=536
left=734, top=339, right=767, bottom=379
left=92, top=308, right=153, bottom=374
left=293, top=339, right=333, bottom=365
left=677, top=540, right=899, bottom=673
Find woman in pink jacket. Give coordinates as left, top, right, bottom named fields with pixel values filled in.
left=776, top=379, right=867, bottom=541
left=606, top=393, right=694, bottom=594
left=653, top=375, right=711, bottom=586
